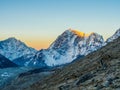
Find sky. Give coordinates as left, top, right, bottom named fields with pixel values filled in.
left=0, top=0, right=120, bottom=50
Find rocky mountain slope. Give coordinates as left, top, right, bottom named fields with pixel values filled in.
left=0, top=37, right=37, bottom=60
left=4, top=36, right=120, bottom=90
left=27, top=37, right=119, bottom=90
left=0, top=54, right=17, bottom=68
left=15, top=29, right=104, bottom=67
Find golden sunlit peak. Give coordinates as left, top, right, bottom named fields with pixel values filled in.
left=68, top=28, right=90, bottom=37
left=71, top=29, right=86, bottom=37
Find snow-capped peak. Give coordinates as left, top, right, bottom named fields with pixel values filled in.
left=115, top=28, right=120, bottom=35
left=31, top=29, right=104, bottom=66
left=6, top=37, right=17, bottom=41
left=106, top=28, right=120, bottom=42
left=0, top=37, right=37, bottom=60
left=89, top=32, right=100, bottom=36
left=2, top=37, right=25, bottom=47
left=88, top=32, right=104, bottom=42
left=13, top=29, right=105, bottom=67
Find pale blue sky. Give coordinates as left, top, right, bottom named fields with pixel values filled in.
left=0, top=0, right=120, bottom=49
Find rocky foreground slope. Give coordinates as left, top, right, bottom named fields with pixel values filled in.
left=3, top=37, right=120, bottom=90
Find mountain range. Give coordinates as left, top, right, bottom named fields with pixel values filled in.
left=13, top=29, right=105, bottom=67
left=28, top=32, right=120, bottom=90
left=2, top=30, right=120, bottom=90
left=0, top=28, right=120, bottom=67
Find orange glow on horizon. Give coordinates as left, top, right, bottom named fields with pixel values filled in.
left=0, top=36, right=56, bottom=50
left=23, top=38, right=55, bottom=50
left=26, top=42, right=49, bottom=50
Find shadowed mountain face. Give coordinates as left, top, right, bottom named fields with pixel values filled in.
left=13, top=53, right=47, bottom=68
left=4, top=36, right=120, bottom=90
left=0, top=54, right=17, bottom=68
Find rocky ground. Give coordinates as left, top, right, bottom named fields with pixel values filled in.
left=3, top=37, right=120, bottom=90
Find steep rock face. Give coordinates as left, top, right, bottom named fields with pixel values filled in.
left=0, top=54, right=17, bottom=68
left=0, top=37, right=37, bottom=60
left=18, top=29, right=104, bottom=67
left=106, top=28, right=120, bottom=43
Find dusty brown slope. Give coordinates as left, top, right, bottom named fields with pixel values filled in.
left=4, top=37, right=120, bottom=90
